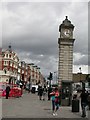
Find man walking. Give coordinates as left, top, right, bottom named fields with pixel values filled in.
left=6, top=84, right=11, bottom=99
left=87, top=93, right=90, bottom=110
left=80, top=89, right=88, bottom=117
left=38, top=85, right=43, bottom=100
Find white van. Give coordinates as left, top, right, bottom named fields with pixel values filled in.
left=31, top=85, right=38, bottom=92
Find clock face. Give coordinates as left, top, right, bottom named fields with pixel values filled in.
left=63, top=29, right=71, bottom=38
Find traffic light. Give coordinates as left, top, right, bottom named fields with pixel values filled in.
left=50, top=72, right=53, bottom=80
left=47, top=72, right=53, bottom=80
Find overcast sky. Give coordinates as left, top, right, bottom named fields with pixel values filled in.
left=1, top=1, right=89, bottom=77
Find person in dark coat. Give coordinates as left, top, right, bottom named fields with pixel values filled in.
left=6, top=84, right=11, bottom=99
left=48, top=87, right=52, bottom=100
left=42, top=85, right=47, bottom=100
left=80, top=89, right=88, bottom=117
left=87, top=92, right=90, bottom=110
left=38, top=86, right=43, bottom=100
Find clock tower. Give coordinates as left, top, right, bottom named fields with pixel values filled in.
left=58, top=16, right=75, bottom=105
left=58, top=16, right=75, bottom=106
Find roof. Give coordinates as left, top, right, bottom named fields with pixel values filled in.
left=59, top=16, right=74, bottom=32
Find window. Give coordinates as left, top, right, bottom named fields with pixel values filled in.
left=4, top=61, right=8, bottom=65
left=9, top=54, right=11, bottom=58
left=6, top=54, right=8, bottom=58
left=10, top=61, right=12, bottom=66
left=6, top=61, right=8, bottom=65
left=4, top=61, right=6, bottom=65
left=3, top=54, right=5, bottom=57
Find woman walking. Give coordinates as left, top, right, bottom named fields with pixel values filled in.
left=50, top=88, right=56, bottom=116
left=50, top=87, right=60, bottom=116
left=54, top=87, right=60, bottom=115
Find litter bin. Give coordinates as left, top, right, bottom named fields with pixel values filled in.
left=31, top=87, right=36, bottom=93
left=72, top=99, right=79, bottom=112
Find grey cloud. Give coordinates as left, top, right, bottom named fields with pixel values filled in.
left=73, top=54, right=88, bottom=65
left=2, top=2, right=88, bottom=75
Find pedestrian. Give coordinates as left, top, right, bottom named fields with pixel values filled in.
left=48, top=87, right=52, bottom=100
left=50, top=88, right=56, bottom=116
left=19, top=80, right=24, bottom=96
left=26, top=81, right=30, bottom=93
left=80, top=89, right=88, bottom=117
left=6, top=84, right=11, bottom=99
left=54, top=87, right=60, bottom=115
left=42, top=85, right=47, bottom=100
left=87, top=93, right=90, bottom=110
left=50, top=87, right=60, bottom=116
left=38, top=85, right=43, bottom=100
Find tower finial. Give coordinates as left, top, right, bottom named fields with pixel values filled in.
left=66, top=16, right=68, bottom=20
left=8, top=43, right=12, bottom=51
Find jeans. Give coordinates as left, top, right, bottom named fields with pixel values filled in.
left=52, top=100, right=59, bottom=112
left=52, top=100, right=55, bottom=111
left=55, top=102, right=59, bottom=111
left=81, top=102, right=87, bottom=117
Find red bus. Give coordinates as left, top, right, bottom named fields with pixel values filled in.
left=0, top=82, right=22, bottom=98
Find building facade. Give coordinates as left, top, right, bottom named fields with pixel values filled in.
left=0, top=46, right=44, bottom=85
left=1, top=46, right=19, bottom=83
left=73, top=73, right=87, bottom=83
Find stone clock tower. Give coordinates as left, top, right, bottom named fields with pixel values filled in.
left=58, top=16, right=75, bottom=105
left=58, top=16, right=75, bottom=106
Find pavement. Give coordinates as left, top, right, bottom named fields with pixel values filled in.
left=0, top=92, right=89, bottom=119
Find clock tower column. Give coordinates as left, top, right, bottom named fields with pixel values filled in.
left=58, top=16, right=75, bottom=105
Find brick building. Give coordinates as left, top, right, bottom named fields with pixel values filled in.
left=73, top=73, right=87, bottom=83
left=0, top=46, right=19, bottom=83
left=0, top=46, right=44, bottom=85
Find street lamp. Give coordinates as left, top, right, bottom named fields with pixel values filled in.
left=47, top=72, right=53, bottom=87
left=54, top=71, right=57, bottom=84
left=79, top=67, right=85, bottom=91
left=79, top=67, right=82, bottom=82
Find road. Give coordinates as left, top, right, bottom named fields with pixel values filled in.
left=1, top=92, right=89, bottom=119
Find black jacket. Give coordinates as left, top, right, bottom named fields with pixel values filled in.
left=6, top=86, right=11, bottom=93
left=81, top=92, right=88, bottom=104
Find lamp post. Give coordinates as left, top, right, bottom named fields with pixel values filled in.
left=79, top=67, right=82, bottom=82
left=54, top=72, right=56, bottom=84
left=47, top=72, right=53, bottom=88
left=79, top=67, right=85, bottom=91
left=54, top=71, right=58, bottom=84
